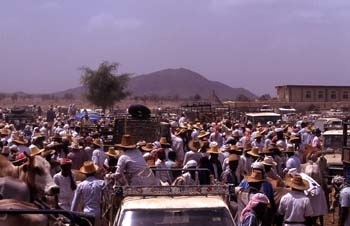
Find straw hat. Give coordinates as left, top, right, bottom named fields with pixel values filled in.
left=197, top=130, right=210, bottom=139
left=289, top=135, right=300, bottom=143
left=284, top=145, right=295, bottom=153
left=70, top=142, right=83, bottom=150
left=268, top=143, right=281, bottom=152
left=193, top=122, right=202, bottom=130
left=106, top=147, right=122, bottom=157
left=93, top=138, right=104, bottom=148
left=228, top=154, right=239, bottom=162
left=262, top=156, right=277, bottom=166
left=13, top=135, right=28, bottom=145
left=247, top=146, right=260, bottom=157
left=255, top=132, right=263, bottom=139
left=79, top=161, right=99, bottom=174
left=208, top=142, right=220, bottom=154
left=188, top=139, right=201, bottom=152
left=260, top=147, right=272, bottom=155
left=116, top=134, right=136, bottom=149
left=30, top=145, right=44, bottom=157
left=141, top=143, right=155, bottom=152
left=286, top=174, right=309, bottom=191
left=159, top=137, right=170, bottom=147
left=175, top=128, right=186, bottom=136
left=245, top=170, right=266, bottom=183
left=243, top=143, right=252, bottom=152
left=0, top=128, right=11, bottom=136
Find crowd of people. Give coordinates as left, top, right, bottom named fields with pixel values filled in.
left=0, top=105, right=349, bottom=226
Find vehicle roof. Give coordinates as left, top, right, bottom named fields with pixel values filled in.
left=245, top=112, right=281, bottom=117
left=316, top=117, right=342, bottom=121
left=121, top=196, right=228, bottom=210
left=323, top=130, right=350, bottom=135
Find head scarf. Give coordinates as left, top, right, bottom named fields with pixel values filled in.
left=240, top=193, right=269, bottom=221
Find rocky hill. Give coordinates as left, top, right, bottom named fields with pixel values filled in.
left=127, top=68, right=255, bottom=100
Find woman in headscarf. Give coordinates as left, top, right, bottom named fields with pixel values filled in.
left=239, top=193, right=270, bottom=226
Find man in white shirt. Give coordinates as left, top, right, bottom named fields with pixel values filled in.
left=91, top=138, right=107, bottom=170
left=278, top=174, right=313, bottom=226
left=53, top=158, right=76, bottom=210
left=340, top=172, right=350, bottom=226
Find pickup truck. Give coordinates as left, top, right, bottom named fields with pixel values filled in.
left=112, top=186, right=236, bottom=226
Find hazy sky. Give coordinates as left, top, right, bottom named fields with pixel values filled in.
left=1, top=0, right=350, bottom=96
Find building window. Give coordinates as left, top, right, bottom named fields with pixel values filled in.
left=330, top=91, right=337, bottom=99
left=318, top=91, right=324, bottom=99
left=343, top=91, right=349, bottom=99
left=305, top=91, right=311, bottom=99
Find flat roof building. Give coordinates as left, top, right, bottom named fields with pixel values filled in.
left=276, top=85, right=350, bottom=103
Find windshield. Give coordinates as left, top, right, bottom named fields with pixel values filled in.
left=118, top=208, right=234, bottom=226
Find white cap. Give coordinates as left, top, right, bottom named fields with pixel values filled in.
left=183, top=160, right=198, bottom=169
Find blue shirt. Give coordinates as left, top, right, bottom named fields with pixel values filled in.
left=71, top=176, right=104, bottom=217
left=238, top=179, right=275, bottom=206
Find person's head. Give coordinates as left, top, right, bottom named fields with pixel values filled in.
left=157, top=149, right=166, bottom=161
left=168, top=151, right=176, bottom=162
left=60, top=158, right=72, bottom=177
left=183, top=160, right=197, bottom=179
left=250, top=193, right=269, bottom=218
left=228, top=154, right=239, bottom=171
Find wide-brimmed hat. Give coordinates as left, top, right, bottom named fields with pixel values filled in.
left=247, top=146, right=260, bottom=157
left=79, top=161, right=99, bottom=174
left=286, top=174, right=309, bottom=190
left=208, top=142, right=220, bottom=154
left=0, top=128, right=11, bottom=136
left=228, top=154, right=239, bottom=162
left=175, top=128, right=187, bottom=136
left=197, top=130, right=210, bottom=139
left=260, top=147, right=272, bottom=155
left=193, top=122, right=202, bottom=130
left=116, top=134, right=136, bottom=149
left=243, top=143, right=252, bottom=152
left=159, top=137, right=170, bottom=147
left=262, top=156, right=277, bottom=166
left=13, top=135, right=28, bottom=145
left=255, top=132, right=263, bottom=139
left=30, top=145, right=45, bottom=157
left=70, top=142, right=83, bottom=150
left=141, top=143, right=155, bottom=152
left=289, top=135, right=300, bottom=143
left=188, top=139, right=201, bottom=152
left=106, top=147, right=122, bottom=157
left=93, top=138, right=104, bottom=148
left=245, top=170, right=266, bottom=183
left=268, top=143, right=281, bottom=152
left=284, top=145, right=295, bottom=153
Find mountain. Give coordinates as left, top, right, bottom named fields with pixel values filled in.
left=127, top=68, right=256, bottom=100
left=50, top=68, right=256, bottom=101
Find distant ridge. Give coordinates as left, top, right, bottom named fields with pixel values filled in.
left=127, top=68, right=256, bottom=100
left=3, top=68, right=256, bottom=101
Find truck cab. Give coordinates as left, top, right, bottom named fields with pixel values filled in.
left=112, top=186, right=236, bottom=226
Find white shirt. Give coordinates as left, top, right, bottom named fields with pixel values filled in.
left=171, top=135, right=184, bottom=162
left=340, top=186, right=350, bottom=226
left=92, top=148, right=107, bottom=169
left=53, top=172, right=75, bottom=210
left=278, top=190, right=314, bottom=226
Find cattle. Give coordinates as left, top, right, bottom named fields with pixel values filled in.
left=0, top=154, right=59, bottom=201
left=0, top=199, right=48, bottom=226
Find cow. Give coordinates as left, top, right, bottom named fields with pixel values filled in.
left=0, top=154, right=59, bottom=201
left=0, top=199, right=48, bottom=226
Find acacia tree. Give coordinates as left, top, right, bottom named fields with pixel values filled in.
left=80, top=61, right=130, bottom=111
